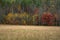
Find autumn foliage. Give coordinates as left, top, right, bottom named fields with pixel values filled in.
left=0, top=0, right=60, bottom=26
left=41, top=12, right=54, bottom=26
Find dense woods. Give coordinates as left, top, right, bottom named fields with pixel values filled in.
left=0, top=0, right=60, bottom=26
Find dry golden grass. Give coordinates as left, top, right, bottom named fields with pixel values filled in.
left=0, top=25, right=60, bottom=40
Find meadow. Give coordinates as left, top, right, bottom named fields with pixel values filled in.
left=0, top=25, right=60, bottom=40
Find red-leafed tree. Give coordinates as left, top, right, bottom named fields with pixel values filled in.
left=41, top=12, right=54, bottom=26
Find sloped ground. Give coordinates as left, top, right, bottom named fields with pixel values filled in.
left=0, top=25, right=60, bottom=40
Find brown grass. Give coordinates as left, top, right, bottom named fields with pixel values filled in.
left=0, top=25, right=60, bottom=40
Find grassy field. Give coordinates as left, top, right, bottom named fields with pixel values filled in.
left=0, top=25, right=60, bottom=40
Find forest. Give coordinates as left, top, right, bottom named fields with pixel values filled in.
left=0, top=0, right=60, bottom=26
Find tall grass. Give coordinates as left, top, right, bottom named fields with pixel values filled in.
left=0, top=28, right=60, bottom=40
